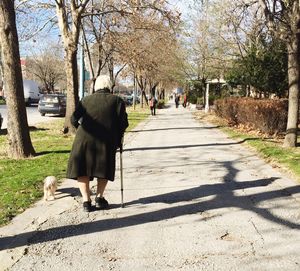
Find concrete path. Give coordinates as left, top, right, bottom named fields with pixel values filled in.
left=1, top=103, right=300, bottom=271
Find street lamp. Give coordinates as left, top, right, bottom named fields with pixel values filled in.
left=205, top=80, right=210, bottom=113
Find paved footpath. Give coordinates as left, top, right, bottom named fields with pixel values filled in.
left=1, top=103, right=300, bottom=271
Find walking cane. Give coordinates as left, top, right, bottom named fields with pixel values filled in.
left=120, top=139, right=124, bottom=208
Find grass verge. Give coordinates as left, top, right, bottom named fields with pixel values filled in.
left=0, top=107, right=149, bottom=226
left=194, top=111, right=300, bottom=182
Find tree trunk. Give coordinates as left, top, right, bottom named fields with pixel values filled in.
left=0, top=0, right=35, bottom=158
left=283, top=36, right=300, bottom=147
left=108, top=58, right=115, bottom=93
left=137, top=75, right=147, bottom=108
left=63, top=47, right=79, bottom=134
left=150, top=82, right=159, bottom=97
left=55, top=0, right=85, bottom=134
left=141, top=90, right=148, bottom=106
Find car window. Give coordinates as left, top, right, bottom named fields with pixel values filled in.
left=41, top=96, right=59, bottom=103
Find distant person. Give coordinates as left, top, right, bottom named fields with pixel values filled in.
left=149, top=96, right=157, bottom=115
left=67, top=75, right=129, bottom=212
left=175, top=94, right=180, bottom=108
left=183, top=93, right=187, bottom=108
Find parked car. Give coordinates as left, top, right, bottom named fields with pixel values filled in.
left=119, top=94, right=133, bottom=106
left=38, top=94, right=66, bottom=116
left=0, top=113, right=2, bottom=130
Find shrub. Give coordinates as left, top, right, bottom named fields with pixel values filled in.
left=214, top=98, right=239, bottom=125
left=156, top=99, right=165, bottom=109
left=188, top=95, right=198, bottom=104
left=197, top=97, right=204, bottom=105
left=215, top=97, right=288, bottom=135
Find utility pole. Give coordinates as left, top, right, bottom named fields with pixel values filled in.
left=204, top=0, right=209, bottom=113
left=133, top=72, right=136, bottom=110
left=205, top=81, right=210, bottom=113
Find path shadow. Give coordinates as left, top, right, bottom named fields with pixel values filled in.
left=42, top=115, right=65, bottom=118
left=126, top=178, right=278, bottom=205
left=56, top=187, right=79, bottom=198
left=29, top=126, right=49, bottom=131
left=1, top=159, right=299, bottom=251
left=35, top=150, right=70, bottom=156
left=128, top=126, right=221, bottom=133
left=124, top=139, right=259, bottom=152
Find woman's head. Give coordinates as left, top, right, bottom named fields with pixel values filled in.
left=94, top=75, right=112, bottom=91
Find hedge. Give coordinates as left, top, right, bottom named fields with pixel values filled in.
left=214, top=97, right=288, bottom=135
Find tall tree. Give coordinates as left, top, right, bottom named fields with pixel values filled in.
left=226, top=35, right=288, bottom=98
left=0, top=0, right=35, bottom=158
left=258, top=0, right=299, bottom=147
left=80, top=0, right=181, bottom=105
left=55, top=0, right=90, bottom=133
left=186, top=0, right=235, bottom=92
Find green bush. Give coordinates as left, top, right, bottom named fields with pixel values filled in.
left=209, top=94, right=220, bottom=105
left=188, top=95, right=198, bottom=104
left=196, top=97, right=204, bottom=105
left=156, top=99, right=165, bottom=109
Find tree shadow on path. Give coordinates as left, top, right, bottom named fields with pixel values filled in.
left=128, top=126, right=222, bottom=133
left=1, top=160, right=299, bottom=251
left=123, top=139, right=259, bottom=152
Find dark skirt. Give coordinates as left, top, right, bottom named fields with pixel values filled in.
left=67, top=127, right=117, bottom=181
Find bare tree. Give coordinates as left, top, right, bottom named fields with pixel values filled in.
left=26, top=46, right=65, bottom=92
left=0, top=0, right=35, bottom=158
left=83, top=0, right=180, bottom=89
left=187, top=0, right=239, bottom=87
left=55, top=0, right=90, bottom=133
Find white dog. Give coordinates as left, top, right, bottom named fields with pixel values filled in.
left=43, top=176, right=57, bottom=201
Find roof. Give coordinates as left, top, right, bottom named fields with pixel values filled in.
left=206, top=78, right=226, bottom=84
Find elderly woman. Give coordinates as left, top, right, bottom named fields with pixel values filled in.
left=67, top=75, right=129, bottom=212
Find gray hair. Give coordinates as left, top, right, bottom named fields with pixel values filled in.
left=94, top=75, right=112, bottom=91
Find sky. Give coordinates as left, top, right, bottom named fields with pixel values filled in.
left=18, top=0, right=194, bottom=58
left=168, top=0, right=194, bottom=20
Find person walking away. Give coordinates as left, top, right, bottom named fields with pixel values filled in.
left=175, top=94, right=180, bottom=108
left=183, top=93, right=187, bottom=108
left=67, top=75, right=129, bottom=212
left=149, top=96, right=157, bottom=115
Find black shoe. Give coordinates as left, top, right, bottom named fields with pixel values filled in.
left=83, top=201, right=92, bottom=212
left=95, top=197, right=109, bottom=210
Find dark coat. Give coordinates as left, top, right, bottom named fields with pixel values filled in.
left=67, top=89, right=128, bottom=181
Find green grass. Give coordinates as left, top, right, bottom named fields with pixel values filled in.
left=222, top=127, right=300, bottom=178
left=0, top=107, right=149, bottom=226
left=195, top=111, right=300, bottom=182
left=126, top=107, right=149, bottom=131
left=0, top=98, right=5, bottom=105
